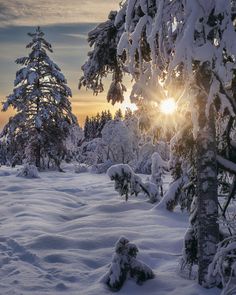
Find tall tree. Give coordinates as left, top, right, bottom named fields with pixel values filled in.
left=80, top=0, right=236, bottom=287
left=2, top=27, right=76, bottom=170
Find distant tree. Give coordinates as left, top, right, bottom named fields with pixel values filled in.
left=84, top=116, right=90, bottom=139
left=84, top=110, right=113, bottom=140
left=114, top=108, right=123, bottom=120
left=2, top=27, right=77, bottom=170
left=124, top=108, right=133, bottom=120
left=107, top=110, right=113, bottom=121
left=0, top=136, right=7, bottom=165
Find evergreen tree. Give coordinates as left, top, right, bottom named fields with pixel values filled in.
left=84, top=110, right=113, bottom=140
left=124, top=108, right=133, bottom=120
left=114, top=108, right=123, bottom=120
left=2, top=27, right=76, bottom=170
left=84, top=116, right=90, bottom=139
left=107, top=110, right=113, bottom=121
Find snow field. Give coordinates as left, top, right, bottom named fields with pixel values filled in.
left=0, top=166, right=220, bottom=294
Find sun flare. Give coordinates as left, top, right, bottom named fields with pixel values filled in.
left=160, top=98, right=176, bottom=115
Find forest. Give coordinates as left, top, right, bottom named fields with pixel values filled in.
left=0, top=1, right=236, bottom=294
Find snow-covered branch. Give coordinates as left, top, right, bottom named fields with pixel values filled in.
left=217, top=155, right=236, bottom=174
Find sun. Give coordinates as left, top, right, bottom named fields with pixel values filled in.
left=160, top=98, right=176, bottom=115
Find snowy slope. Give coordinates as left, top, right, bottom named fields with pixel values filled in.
left=0, top=166, right=220, bottom=295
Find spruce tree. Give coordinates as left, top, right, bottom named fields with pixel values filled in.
left=2, top=27, right=76, bottom=170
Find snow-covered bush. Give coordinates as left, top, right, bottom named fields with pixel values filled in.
left=108, top=164, right=159, bottom=203
left=208, top=235, right=236, bottom=294
left=102, top=120, right=136, bottom=164
left=103, top=236, right=154, bottom=291
left=135, top=141, right=160, bottom=174
left=78, top=138, right=108, bottom=166
left=151, top=152, right=168, bottom=197
left=65, top=124, right=84, bottom=161
left=156, top=141, right=170, bottom=162
left=17, top=164, right=39, bottom=178
left=123, top=115, right=141, bottom=160
left=141, top=181, right=160, bottom=204
left=74, top=164, right=88, bottom=174
left=159, top=131, right=195, bottom=212
left=91, top=160, right=113, bottom=174
left=180, top=197, right=198, bottom=278
left=108, top=164, right=141, bottom=201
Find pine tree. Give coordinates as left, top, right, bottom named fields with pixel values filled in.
left=107, top=110, right=113, bottom=121
left=2, top=27, right=76, bottom=170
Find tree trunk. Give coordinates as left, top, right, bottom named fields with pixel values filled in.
left=196, top=94, right=219, bottom=287
left=35, top=136, right=41, bottom=169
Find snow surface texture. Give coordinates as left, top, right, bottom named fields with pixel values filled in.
left=0, top=165, right=220, bottom=295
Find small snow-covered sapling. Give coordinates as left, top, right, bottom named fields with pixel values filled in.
left=104, top=236, right=154, bottom=291
left=107, top=164, right=159, bottom=203
left=151, top=152, right=167, bottom=197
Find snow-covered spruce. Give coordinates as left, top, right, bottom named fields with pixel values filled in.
left=107, top=164, right=159, bottom=203
left=17, top=164, right=39, bottom=178
left=103, top=236, right=154, bottom=291
left=2, top=27, right=77, bottom=170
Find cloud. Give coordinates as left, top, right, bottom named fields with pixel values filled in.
left=63, top=33, right=87, bottom=40
left=0, top=0, right=119, bottom=27
left=0, top=0, right=122, bottom=127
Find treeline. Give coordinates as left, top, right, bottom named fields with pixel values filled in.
left=84, top=108, right=133, bottom=140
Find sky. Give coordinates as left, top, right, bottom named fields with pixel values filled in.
left=0, top=0, right=134, bottom=127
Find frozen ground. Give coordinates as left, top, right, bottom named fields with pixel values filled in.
left=0, top=165, right=220, bottom=295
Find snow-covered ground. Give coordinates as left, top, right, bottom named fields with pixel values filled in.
left=0, top=166, right=220, bottom=295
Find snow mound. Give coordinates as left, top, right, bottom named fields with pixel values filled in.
left=74, top=164, right=88, bottom=173
left=17, top=164, right=40, bottom=178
